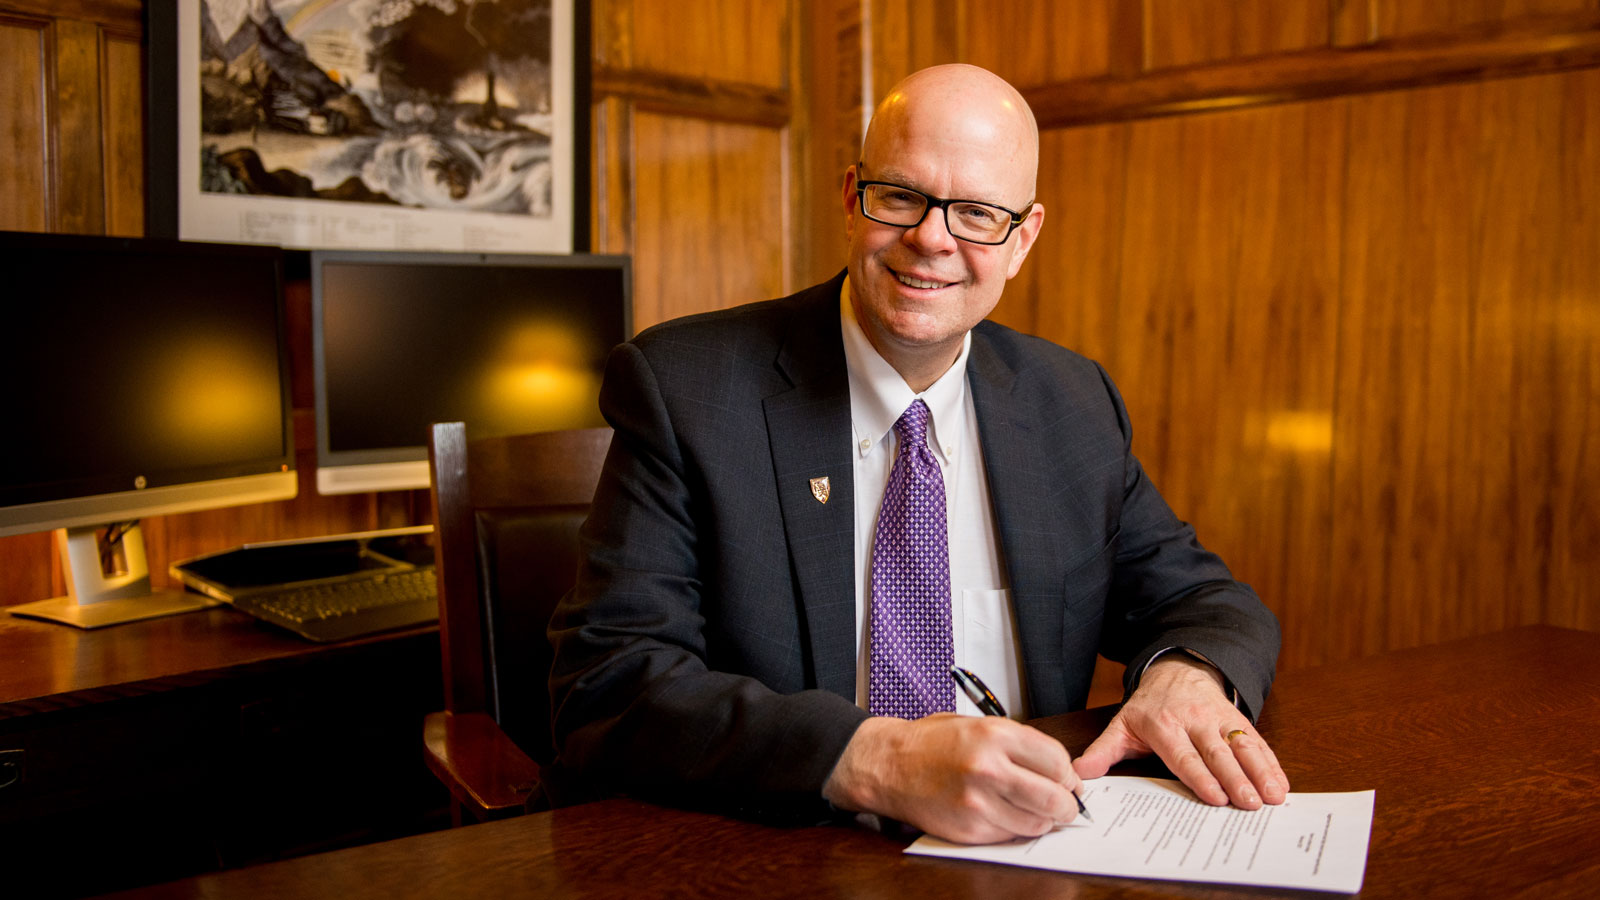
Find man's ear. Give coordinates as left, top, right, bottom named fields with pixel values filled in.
left=1005, top=202, right=1046, bottom=279
left=842, top=164, right=863, bottom=240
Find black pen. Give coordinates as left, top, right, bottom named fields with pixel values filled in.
left=950, top=664, right=1094, bottom=824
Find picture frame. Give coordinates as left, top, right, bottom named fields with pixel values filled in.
left=146, top=1, right=590, bottom=254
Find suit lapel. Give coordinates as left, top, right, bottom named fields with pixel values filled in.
left=967, top=330, right=1071, bottom=714
left=763, top=279, right=857, bottom=701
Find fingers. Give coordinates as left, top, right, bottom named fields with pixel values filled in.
left=1003, top=720, right=1077, bottom=784
left=975, top=780, right=1067, bottom=841
left=999, top=746, right=1082, bottom=825
left=825, top=714, right=1086, bottom=844
left=1195, top=724, right=1290, bottom=808
left=1072, top=719, right=1145, bottom=780
left=1140, top=716, right=1232, bottom=806
left=973, top=718, right=1082, bottom=830
left=1225, top=725, right=1290, bottom=803
left=1186, top=725, right=1258, bottom=807
left=1071, top=734, right=1115, bottom=779
left=1135, top=716, right=1291, bottom=808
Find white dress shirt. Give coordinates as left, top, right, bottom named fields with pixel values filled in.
left=840, top=280, right=1029, bottom=718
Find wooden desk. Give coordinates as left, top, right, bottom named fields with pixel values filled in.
left=108, top=625, right=1600, bottom=899
left=0, top=605, right=435, bottom=715
left=0, top=608, right=446, bottom=897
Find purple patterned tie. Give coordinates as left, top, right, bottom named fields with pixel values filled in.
left=868, top=400, right=955, bottom=718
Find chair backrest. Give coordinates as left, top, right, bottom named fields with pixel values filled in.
left=427, top=422, right=611, bottom=766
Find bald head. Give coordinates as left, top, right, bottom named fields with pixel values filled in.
left=862, top=64, right=1040, bottom=202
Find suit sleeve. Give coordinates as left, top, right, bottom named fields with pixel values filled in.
left=546, top=342, right=867, bottom=821
left=1091, top=364, right=1282, bottom=720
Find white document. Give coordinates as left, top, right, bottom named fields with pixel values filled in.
left=907, top=776, right=1374, bottom=894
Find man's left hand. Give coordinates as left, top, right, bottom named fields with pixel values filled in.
left=1072, top=655, right=1289, bottom=808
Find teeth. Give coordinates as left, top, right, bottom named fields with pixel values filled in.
left=896, top=273, right=945, bottom=289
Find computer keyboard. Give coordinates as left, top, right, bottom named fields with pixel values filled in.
left=231, top=568, right=438, bottom=643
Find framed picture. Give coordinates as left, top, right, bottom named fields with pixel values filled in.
left=147, top=1, right=589, bottom=253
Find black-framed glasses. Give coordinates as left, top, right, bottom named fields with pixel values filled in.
left=854, top=176, right=1033, bottom=245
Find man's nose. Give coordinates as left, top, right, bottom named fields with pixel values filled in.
left=902, top=206, right=958, bottom=253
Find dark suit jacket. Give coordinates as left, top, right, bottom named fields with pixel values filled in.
left=547, top=271, right=1280, bottom=821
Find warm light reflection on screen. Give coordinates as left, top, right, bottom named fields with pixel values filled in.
left=482, top=363, right=602, bottom=433
left=478, top=321, right=604, bottom=433
left=156, top=339, right=282, bottom=454
left=499, top=321, right=587, bottom=364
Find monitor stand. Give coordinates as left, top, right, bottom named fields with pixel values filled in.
left=7, top=524, right=219, bottom=629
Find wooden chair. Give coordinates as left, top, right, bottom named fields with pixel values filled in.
left=422, top=422, right=611, bottom=822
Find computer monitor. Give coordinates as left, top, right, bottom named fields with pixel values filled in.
left=0, top=231, right=298, bottom=628
left=310, top=250, right=631, bottom=495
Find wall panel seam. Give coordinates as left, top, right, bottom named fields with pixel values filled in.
left=97, top=22, right=110, bottom=232
left=593, top=67, right=790, bottom=127
left=42, top=17, right=58, bottom=232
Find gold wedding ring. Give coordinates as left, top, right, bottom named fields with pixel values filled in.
left=1225, top=729, right=1248, bottom=743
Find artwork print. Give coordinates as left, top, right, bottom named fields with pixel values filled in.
left=178, top=0, right=574, bottom=252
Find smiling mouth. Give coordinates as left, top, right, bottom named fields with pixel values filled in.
left=892, top=269, right=951, bottom=290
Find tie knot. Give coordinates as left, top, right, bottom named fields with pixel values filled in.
left=894, top=399, right=931, bottom=447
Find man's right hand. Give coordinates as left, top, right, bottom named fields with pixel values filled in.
left=822, top=714, right=1084, bottom=844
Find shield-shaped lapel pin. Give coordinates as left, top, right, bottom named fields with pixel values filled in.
left=808, top=476, right=830, bottom=504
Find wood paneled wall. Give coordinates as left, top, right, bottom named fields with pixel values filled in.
left=811, top=0, right=1599, bottom=676
left=0, top=1, right=142, bottom=235
left=590, top=0, right=804, bottom=330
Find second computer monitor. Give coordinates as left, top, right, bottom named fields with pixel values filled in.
left=311, top=250, right=631, bottom=495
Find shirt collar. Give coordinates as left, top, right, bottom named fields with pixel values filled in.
left=840, top=276, right=970, bottom=465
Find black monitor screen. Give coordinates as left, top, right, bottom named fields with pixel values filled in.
left=311, top=250, right=630, bottom=493
left=1, top=232, right=292, bottom=510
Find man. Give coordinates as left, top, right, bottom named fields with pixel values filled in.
left=548, top=64, right=1286, bottom=844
